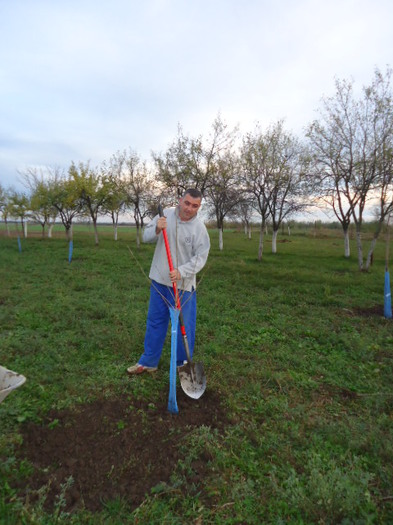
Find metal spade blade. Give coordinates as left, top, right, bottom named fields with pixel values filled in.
left=178, top=361, right=207, bottom=399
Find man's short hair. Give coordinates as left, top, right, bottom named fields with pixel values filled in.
left=183, top=188, right=202, bottom=200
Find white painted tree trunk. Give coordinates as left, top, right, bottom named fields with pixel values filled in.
left=48, top=224, right=54, bottom=238
left=114, top=225, right=118, bottom=241
left=288, top=226, right=291, bottom=236
left=23, top=221, right=27, bottom=238
left=272, top=230, right=278, bottom=253
left=93, top=222, right=99, bottom=245
left=248, top=225, right=252, bottom=239
left=219, top=228, right=224, bottom=251
left=344, top=229, right=350, bottom=258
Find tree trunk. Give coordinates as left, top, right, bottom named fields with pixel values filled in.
left=23, top=220, right=27, bottom=238
left=248, top=224, right=252, bottom=240
left=355, top=226, right=364, bottom=270
left=66, top=224, right=73, bottom=241
left=258, top=222, right=265, bottom=261
left=48, top=224, right=54, bottom=238
left=365, top=221, right=384, bottom=270
left=365, top=238, right=378, bottom=270
left=343, top=228, right=350, bottom=258
left=219, top=227, right=224, bottom=251
left=114, top=224, right=118, bottom=241
left=272, top=229, right=278, bottom=253
left=92, top=219, right=99, bottom=245
left=41, top=224, right=45, bottom=238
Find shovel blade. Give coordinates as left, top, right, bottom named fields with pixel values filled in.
left=178, top=362, right=206, bottom=399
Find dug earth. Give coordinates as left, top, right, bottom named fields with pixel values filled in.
left=15, top=389, right=228, bottom=513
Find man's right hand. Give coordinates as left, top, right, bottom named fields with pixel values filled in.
left=156, top=216, right=167, bottom=234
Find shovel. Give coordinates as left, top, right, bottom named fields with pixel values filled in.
left=158, top=205, right=207, bottom=399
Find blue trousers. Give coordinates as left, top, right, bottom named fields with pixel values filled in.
left=139, top=281, right=197, bottom=367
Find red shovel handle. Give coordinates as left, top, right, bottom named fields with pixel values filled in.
left=158, top=205, right=181, bottom=310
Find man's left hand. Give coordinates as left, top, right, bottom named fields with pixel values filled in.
left=169, top=269, right=181, bottom=282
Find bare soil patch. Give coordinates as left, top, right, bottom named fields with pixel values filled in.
left=16, top=389, right=228, bottom=514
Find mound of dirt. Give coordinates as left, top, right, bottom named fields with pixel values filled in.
left=16, top=389, right=228, bottom=513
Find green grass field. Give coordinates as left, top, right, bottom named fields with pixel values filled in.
left=1, top=225, right=392, bottom=524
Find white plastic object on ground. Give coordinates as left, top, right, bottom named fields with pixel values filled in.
left=0, top=366, right=26, bottom=403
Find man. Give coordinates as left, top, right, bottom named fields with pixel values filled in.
left=127, top=188, right=210, bottom=374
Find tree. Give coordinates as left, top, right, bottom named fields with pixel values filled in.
left=123, top=149, right=156, bottom=247
left=152, top=113, right=238, bottom=198
left=206, top=150, right=243, bottom=250
left=307, top=68, right=393, bottom=269
left=241, top=127, right=272, bottom=261
left=70, top=161, right=108, bottom=245
left=20, top=168, right=58, bottom=237
left=101, top=152, right=128, bottom=241
left=236, top=197, right=255, bottom=239
left=50, top=170, right=83, bottom=240
left=261, top=122, right=310, bottom=253
left=9, top=191, right=30, bottom=237
left=0, top=184, right=11, bottom=236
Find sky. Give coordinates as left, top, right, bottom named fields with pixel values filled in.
left=1, top=0, right=392, bottom=192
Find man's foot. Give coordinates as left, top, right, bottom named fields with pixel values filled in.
left=127, top=363, right=158, bottom=375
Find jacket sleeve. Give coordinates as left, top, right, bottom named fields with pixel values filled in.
left=177, top=230, right=210, bottom=279
left=142, top=214, right=159, bottom=243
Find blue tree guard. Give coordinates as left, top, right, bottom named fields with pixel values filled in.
left=168, top=307, right=179, bottom=414
left=17, top=236, right=22, bottom=252
left=384, top=269, right=392, bottom=319
left=68, top=240, right=73, bottom=263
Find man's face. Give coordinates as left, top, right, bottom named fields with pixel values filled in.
left=178, top=194, right=201, bottom=221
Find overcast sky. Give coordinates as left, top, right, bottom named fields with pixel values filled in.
left=1, top=0, right=392, bottom=192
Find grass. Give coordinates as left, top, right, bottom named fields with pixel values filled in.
left=1, top=224, right=393, bottom=524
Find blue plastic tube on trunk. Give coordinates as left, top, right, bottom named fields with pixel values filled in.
left=384, top=269, right=392, bottom=319
left=168, top=307, right=179, bottom=414
left=68, top=240, right=73, bottom=264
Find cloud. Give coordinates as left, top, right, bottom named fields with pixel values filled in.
left=1, top=0, right=392, bottom=190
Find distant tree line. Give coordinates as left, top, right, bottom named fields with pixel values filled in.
left=1, top=67, right=392, bottom=269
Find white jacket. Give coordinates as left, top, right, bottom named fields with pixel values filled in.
left=143, top=206, right=210, bottom=292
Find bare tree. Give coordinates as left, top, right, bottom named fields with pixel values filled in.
left=123, top=149, right=157, bottom=247
left=241, top=128, right=272, bottom=261
left=152, top=113, right=238, bottom=198
left=206, top=150, right=243, bottom=250
left=307, top=68, right=393, bottom=269
left=101, top=152, right=128, bottom=241
left=263, top=123, right=310, bottom=253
